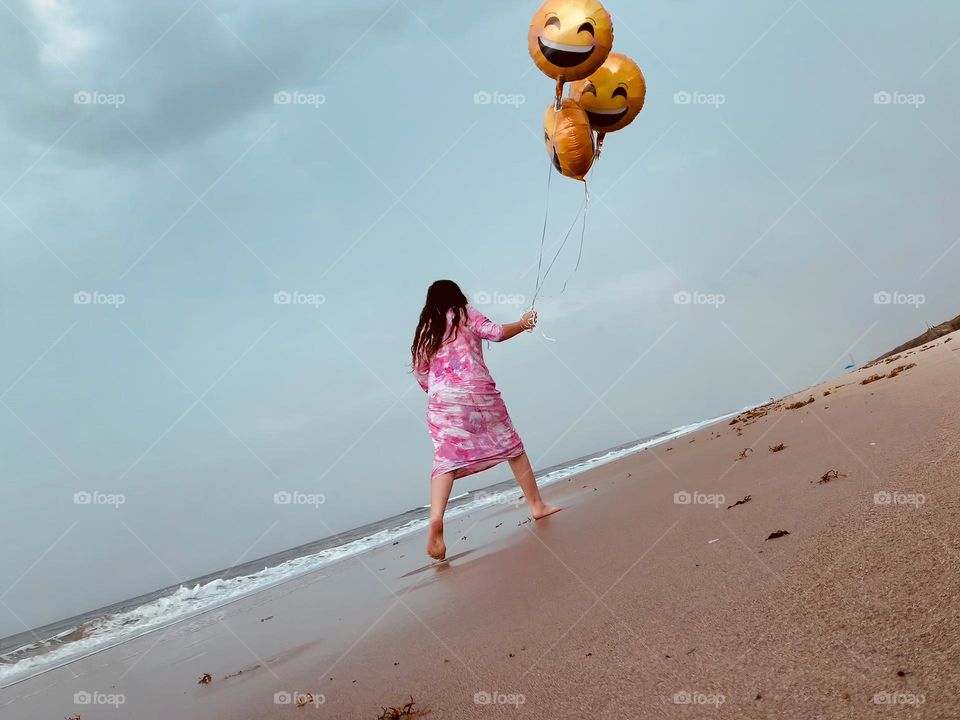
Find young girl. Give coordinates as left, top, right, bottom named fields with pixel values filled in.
left=412, top=280, right=561, bottom=560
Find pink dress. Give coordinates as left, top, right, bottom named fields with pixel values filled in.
left=414, top=306, right=524, bottom=480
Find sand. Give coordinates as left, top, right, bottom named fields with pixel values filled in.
left=3, top=332, right=958, bottom=719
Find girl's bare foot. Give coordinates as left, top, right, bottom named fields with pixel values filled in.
left=427, top=519, right=446, bottom=560
left=531, top=503, right=562, bottom=520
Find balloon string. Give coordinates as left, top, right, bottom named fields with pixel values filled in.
left=530, top=192, right=587, bottom=308
left=532, top=159, right=554, bottom=309
left=560, top=179, right=589, bottom=295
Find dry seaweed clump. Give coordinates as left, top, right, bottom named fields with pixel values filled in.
left=888, top=363, right=916, bottom=379
left=378, top=698, right=430, bottom=719
left=861, top=373, right=886, bottom=385
left=819, top=470, right=847, bottom=484
left=768, top=443, right=786, bottom=453
left=735, top=447, right=753, bottom=461
left=197, top=672, right=212, bottom=685
left=785, top=396, right=815, bottom=410
left=729, top=401, right=780, bottom=427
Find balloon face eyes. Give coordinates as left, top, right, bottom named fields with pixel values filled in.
left=528, top=0, right=614, bottom=82
left=569, top=53, right=646, bottom=134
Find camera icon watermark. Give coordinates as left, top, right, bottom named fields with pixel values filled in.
left=74, top=90, right=126, bottom=108
left=74, top=290, right=126, bottom=308
left=474, top=690, right=525, bottom=707
left=873, top=90, right=925, bottom=108
left=873, top=290, right=925, bottom=308
left=873, top=491, right=925, bottom=508
left=274, top=690, right=325, bottom=708
left=273, top=290, right=326, bottom=308
left=74, top=690, right=125, bottom=707
left=273, top=491, right=325, bottom=509
left=74, top=491, right=126, bottom=508
left=673, top=90, right=725, bottom=109
left=473, top=90, right=526, bottom=109
left=472, top=290, right=527, bottom=309
left=673, top=690, right=725, bottom=706
left=273, top=90, right=326, bottom=108
left=673, top=290, right=725, bottom=308
left=673, top=491, right=725, bottom=508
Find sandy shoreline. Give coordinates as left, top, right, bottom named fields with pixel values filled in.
left=3, top=332, right=959, bottom=719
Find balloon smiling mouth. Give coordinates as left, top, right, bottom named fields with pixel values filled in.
left=538, top=37, right=595, bottom=68
left=585, top=106, right=628, bottom=127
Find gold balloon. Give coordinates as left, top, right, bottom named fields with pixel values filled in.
left=528, top=0, right=614, bottom=88
left=569, top=53, right=646, bottom=135
left=543, top=99, right=595, bottom=181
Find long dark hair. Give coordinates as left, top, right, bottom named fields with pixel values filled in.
left=411, top=280, right=468, bottom=367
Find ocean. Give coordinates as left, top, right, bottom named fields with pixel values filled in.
left=0, top=405, right=750, bottom=687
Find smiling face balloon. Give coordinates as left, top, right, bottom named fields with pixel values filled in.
left=528, top=0, right=614, bottom=84
left=569, top=53, right=646, bottom=134
left=543, top=99, right=595, bottom=181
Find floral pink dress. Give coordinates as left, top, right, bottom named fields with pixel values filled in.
left=415, top=306, right=525, bottom=480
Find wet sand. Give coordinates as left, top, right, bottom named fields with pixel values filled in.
left=3, top=332, right=959, bottom=719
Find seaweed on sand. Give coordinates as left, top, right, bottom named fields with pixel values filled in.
left=887, top=363, right=916, bottom=379
left=378, top=697, right=430, bottom=719
left=727, top=495, right=752, bottom=510
left=819, top=470, right=847, bottom=484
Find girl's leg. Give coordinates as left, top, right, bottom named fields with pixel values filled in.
left=508, top=452, right=562, bottom=520
left=427, top=471, right=455, bottom=560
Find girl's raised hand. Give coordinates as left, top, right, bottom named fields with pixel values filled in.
left=520, top=309, right=538, bottom=331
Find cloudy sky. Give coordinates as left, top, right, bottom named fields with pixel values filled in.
left=2, top=0, right=959, bottom=635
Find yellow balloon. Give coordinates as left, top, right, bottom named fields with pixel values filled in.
left=528, top=0, right=614, bottom=88
left=569, top=52, right=646, bottom=135
left=543, top=99, right=595, bottom=181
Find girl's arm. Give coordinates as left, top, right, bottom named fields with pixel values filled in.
left=499, top=310, right=538, bottom=341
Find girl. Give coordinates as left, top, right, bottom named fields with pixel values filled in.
left=412, top=280, right=561, bottom=560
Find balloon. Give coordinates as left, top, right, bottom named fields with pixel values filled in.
left=543, top=99, right=595, bottom=181
left=569, top=52, right=646, bottom=137
left=528, top=0, right=614, bottom=98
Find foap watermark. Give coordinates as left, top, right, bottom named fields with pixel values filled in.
left=74, top=691, right=125, bottom=708
left=474, top=690, right=525, bottom=707
left=874, top=91, right=925, bottom=109
left=874, top=491, right=925, bottom=509
left=274, top=90, right=325, bottom=108
left=674, top=491, right=725, bottom=508
left=873, top=691, right=925, bottom=706
left=74, top=290, right=125, bottom=308
left=74, top=491, right=125, bottom=508
left=674, top=90, right=725, bottom=109
left=873, top=291, right=925, bottom=308
left=674, top=290, right=725, bottom=308
left=274, top=691, right=325, bottom=708
left=74, top=90, right=125, bottom=108
left=673, top=690, right=725, bottom=707
left=472, top=290, right=527, bottom=308
left=274, top=491, right=325, bottom=509
left=274, top=290, right=326, bottom=308
left=474, top=90, right=526, bottom=109
left=474, top=490, right=525, bottom=508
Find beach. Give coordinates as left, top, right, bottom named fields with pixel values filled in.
left=3, top=331, right=958, bottom=719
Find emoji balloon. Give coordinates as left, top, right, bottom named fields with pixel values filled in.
left=528, top=0, right=614, bottom=100
left=569, top=52, right=646, bottom=138
left=543, top=99, right=595, bottom=181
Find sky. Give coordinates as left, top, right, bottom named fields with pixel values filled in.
left=2, top=0, right=959, bottom=636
